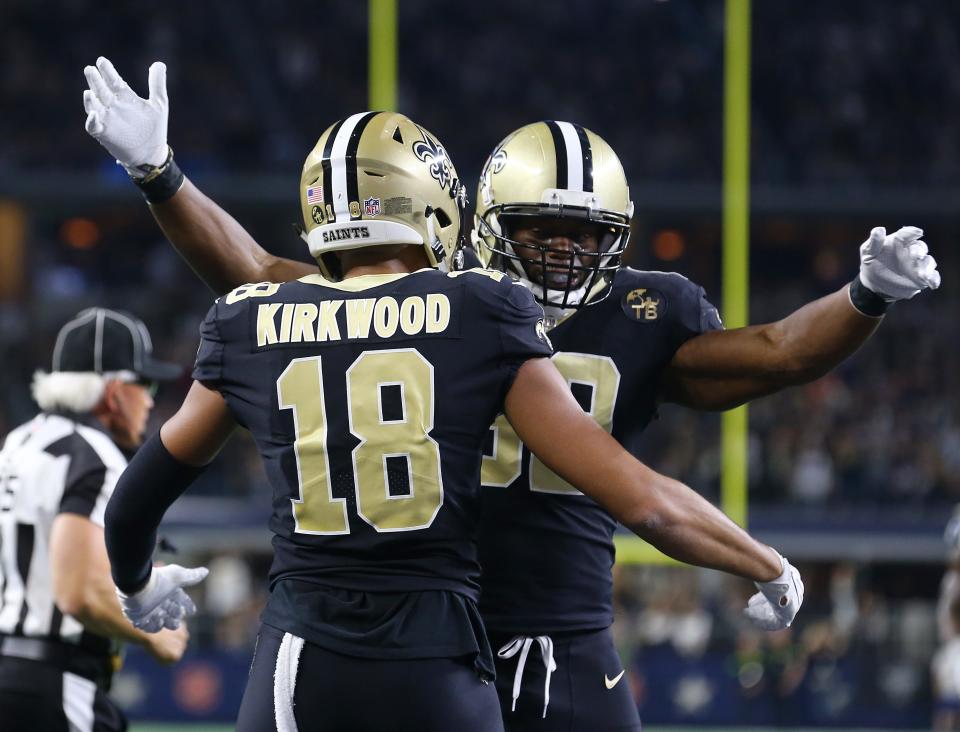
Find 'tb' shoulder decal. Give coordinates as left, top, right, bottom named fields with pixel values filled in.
left=621, top=287, right=666, bottom=322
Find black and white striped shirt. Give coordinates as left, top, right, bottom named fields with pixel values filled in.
left=0, top=413, right=125, bottom=654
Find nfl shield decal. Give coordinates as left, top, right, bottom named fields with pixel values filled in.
left=364, top=197, right=381, bottom=217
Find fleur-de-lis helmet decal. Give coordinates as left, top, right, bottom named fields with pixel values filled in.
left=412, top=126, right=453, bottom=191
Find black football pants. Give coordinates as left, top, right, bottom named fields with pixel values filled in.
left=489, top=627, right=642, bottom=732
left=237, top=622, right=505, bottom=732
left=0, top=655, right=126, bottom=732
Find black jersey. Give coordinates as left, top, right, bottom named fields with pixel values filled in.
left=192, top=268, right=551, bottom=660
left=477, top=268, right=722, bottom=634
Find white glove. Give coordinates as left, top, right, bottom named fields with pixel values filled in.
left=859, top=226, right=941, bottom=301
left=743, top=554, right=804, bottom=631
left=83, top=56, right=169, bottom=176
left=117, top=564, right=208, bottom=633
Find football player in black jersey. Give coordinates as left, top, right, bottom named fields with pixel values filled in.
left=82, top=59, right=933, bottom=730
left=469, top=121, right=938, bottom=731
left=91, top=94, right=799, bottom=731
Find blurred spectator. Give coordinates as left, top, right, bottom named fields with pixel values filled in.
left=4, top=0, right=960, bottom=186
left=621, top=562, right=939, bottom=726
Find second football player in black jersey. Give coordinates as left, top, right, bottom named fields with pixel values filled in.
left=478, top=266, right=722, bottom=637
left=468, top=121, right=937, bottom=730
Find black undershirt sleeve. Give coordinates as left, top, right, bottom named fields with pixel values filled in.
left=104, top=432, right=204, bottom=593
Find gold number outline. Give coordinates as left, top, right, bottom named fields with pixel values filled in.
left=277, top=356, right=350, bottom=535
left=346, top=348, right=445, bottom=533
left=529, top=352, right=621, bottom=494
left=480, top=352, right=622, bottom=495
left=224, top=281, right=281, bottom=305
left=278, top=350, right=445, bottom=535
left=480, top=414, right=523, bottom=487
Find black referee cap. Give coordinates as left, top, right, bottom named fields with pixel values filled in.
left=51, top=308, right=181, bottom=381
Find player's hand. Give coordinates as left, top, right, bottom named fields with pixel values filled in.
left=859, top=226, right=941, bottom=302
left=117, top=564, right=208, bottom=633
left=743, top=554, right=804, bottom=631
left=145, top=624, right=189, bottom=665
left=82, top=57, right=168, bottom=176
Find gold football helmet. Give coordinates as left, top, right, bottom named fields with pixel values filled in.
left=472, top=121, right=633, bottom=309
left=300, top=111, right=467, bottom=279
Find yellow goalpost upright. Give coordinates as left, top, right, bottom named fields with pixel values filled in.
left=615, top=0, right=751, bottom=564
left=368, top=0, right=398, bottom=112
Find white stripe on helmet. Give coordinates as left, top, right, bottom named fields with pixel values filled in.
left=555, top=121, right=584, bottom=192
left=329, top=112, right=370, bottom=223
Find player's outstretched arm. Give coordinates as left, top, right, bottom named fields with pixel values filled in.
left=149, top=178, right=316, bottom=294
left=505, top=359, right=779, bottom=581
left=661, top=226, right=941, bottom=410
left=505, top=358, right=803, bottom=629
left=83, top=57, right=315, bottom=294
left=104, top=382, right=235, bottom=631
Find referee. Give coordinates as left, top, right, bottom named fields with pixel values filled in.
left=0, top=308, right=189, bottom=731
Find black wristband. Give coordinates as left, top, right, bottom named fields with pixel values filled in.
left=104, top=432, right=204, bottom=593
left=848, top=275, right=890, bottom=317
left=131, top=147, right=185, bottom=204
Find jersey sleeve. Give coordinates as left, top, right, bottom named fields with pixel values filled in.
left=58, top=462, right=109, bottom=521
left=499, top=283, right=553, bottom=384
left=696, top=288, right=723, bottom=333
left=56, top=430, right=125, bottom=528
left=676, top=282, right=723, bottom=343
left=83, top=463, right=122, bottom=528
left=192, top=300, right=225, bottom=386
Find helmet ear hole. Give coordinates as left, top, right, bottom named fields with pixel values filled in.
left=433, top=208, right=452, bottom=229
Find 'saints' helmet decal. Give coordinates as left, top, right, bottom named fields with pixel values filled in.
left=472, top=121, right=634, bottom=310
left=300, top=112, right=467, bottom=280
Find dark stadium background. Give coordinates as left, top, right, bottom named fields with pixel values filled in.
left=2, top=0, right=959, bottom=729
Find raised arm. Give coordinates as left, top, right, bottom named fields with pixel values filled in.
left=660, top=286, right=879, bottom=410
left=660, top=226, right=941, bottom=411
left=149, top=179, right=316, bottom=293
left=82, top=56, right=315, bottom=294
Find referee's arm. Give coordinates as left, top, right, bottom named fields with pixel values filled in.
left=50, top=512, right=187, bottom=665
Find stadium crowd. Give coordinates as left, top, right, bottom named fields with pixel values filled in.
left=644, top=289, right=960, bottom=508
left=616, top=562, right=941, bottom=726
left=3, top=0, right=960, bottom=186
